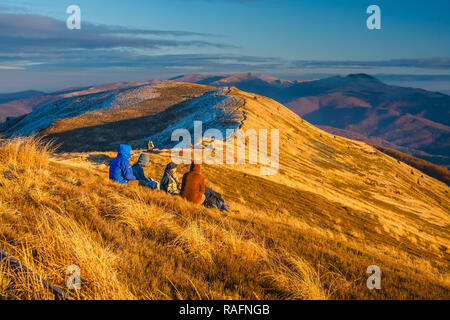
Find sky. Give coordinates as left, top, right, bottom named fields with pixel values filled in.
left=0, top=0, right=449, bottom=92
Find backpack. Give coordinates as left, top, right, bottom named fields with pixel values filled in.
left=203, top=187, right=229, bottom=211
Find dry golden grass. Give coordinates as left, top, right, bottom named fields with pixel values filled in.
left=0, top=136, right=448, bottom=300
left=0, top=137, right=322, bottom=299
left=0, top=85, right=449, bottom=300
left=265, top=253, right=329, bottom=300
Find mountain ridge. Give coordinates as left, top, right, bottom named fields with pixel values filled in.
left=1, top=73, right=449, bottom=166
left=171, top=73, right=450, bottom=165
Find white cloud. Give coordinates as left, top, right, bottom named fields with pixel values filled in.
left=0, top=65, right=24, bottom=70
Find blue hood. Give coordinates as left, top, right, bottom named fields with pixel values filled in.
left=117, top=144, right=132, bottom=159
left=109, top=144, right=136, bottom=184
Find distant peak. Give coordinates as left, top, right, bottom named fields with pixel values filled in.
left=346, top=73, right=378, bottom=81
left=259, top=74, right=281, bottom=81
left=231, top=72, right=258, bottom=79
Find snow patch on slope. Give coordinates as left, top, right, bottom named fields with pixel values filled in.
left=147, top=87, right=245, bottom=148
left=4, top=85, right=158, bottom=136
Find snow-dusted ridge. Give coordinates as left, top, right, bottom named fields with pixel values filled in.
left=3, top=85, right=159, bottom=137
left=146, top=87, right=245, bottom=149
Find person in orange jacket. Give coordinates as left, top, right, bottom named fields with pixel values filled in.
left=181, top=162, right=206, bottom=205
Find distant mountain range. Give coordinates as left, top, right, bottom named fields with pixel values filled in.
left=171, top=73, right=450, bottom=166
left=0, top=90, right=46, bottom=104
left=0, top=90, right=46, bottom=121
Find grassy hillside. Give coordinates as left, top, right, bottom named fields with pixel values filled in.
left=0, top=86, right=449, bottom=300
left=373, top=145, right=450, bottom=186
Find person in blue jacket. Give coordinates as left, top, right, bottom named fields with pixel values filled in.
left=109, top=144, right=136, bottom=184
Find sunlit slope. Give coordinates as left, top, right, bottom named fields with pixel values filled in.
left=42, top=83, right=214, bottom=151
left=0, top=84, right=449, bottom=299
left=232, top=87, right=449, bottom=225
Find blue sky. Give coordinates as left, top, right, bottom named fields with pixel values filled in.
left=0, top=0, right=449, bottom=92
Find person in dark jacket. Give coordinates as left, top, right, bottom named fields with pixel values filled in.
left=160, top=162, right=181, bottom=195
left=181, top=163, right=206, bottom=204
left=132, top=153, right=159, bottom=189
left=109, top=144, right=136, bottom=184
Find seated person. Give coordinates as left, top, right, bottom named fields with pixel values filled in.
left=147, top=140, right=155, bottom=152
left=160, top=162, right=181, bottom=195
left=109, top=144, right=136, bottom=184
left=181, top=163, right=206, bottom=205
left=132, top=153, right=159, bottom=190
